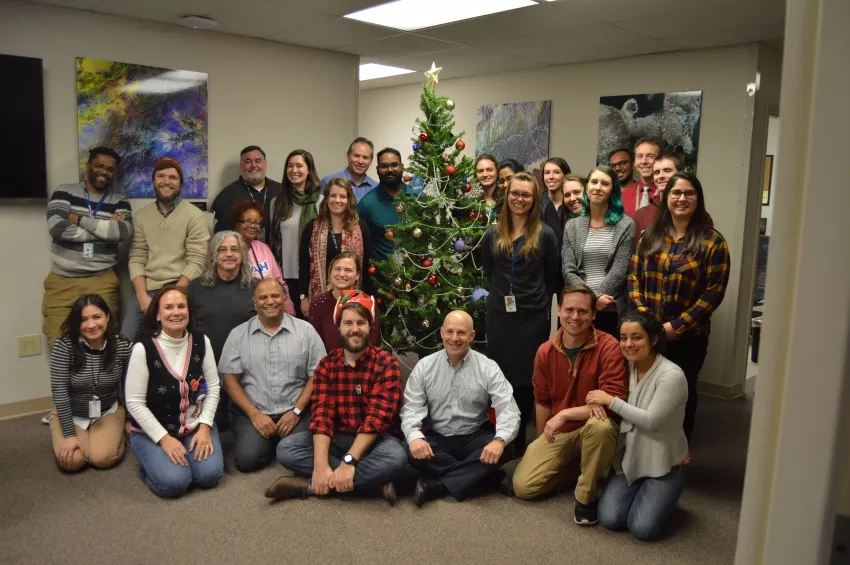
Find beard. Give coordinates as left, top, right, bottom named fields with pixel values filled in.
left=155, top=186, right=180, bottom=204
left=87, top=170, right=113, bottom=191
left=340, top=331, right=368, bottom=354
left=379, top=173, right=401, bottom=189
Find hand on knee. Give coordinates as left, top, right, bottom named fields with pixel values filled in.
left=57, top=452, right=86, bottom=472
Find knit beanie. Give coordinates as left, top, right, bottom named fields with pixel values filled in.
left=152, top=157, right=184, bottom=186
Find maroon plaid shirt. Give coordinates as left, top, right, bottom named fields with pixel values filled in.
left=309, top=345, right=402, bottom=438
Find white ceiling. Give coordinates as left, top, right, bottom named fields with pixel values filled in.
left=21, top=0, right=786, bottom=89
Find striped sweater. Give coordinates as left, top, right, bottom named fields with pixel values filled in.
left=47, top=183, right=133, bottom=277
left=50, top=335, right=133, bottom=438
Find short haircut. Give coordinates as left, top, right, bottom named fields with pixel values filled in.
left=497, top=158, right=524, bottom=174
left=254, top=278, right=286, bottom=297
left=634, top=137, right=664, bottom=155
left=240, top=145, right=266, bottom=159
left=607, top=147, right=632, bottom=161
left=559, top=283, right=598, bottom=314
left=377, top=147, right=402, bottom=162
left=348, top=137, right=374, bottom=155
left=228, top=200, right=265, bottom=230
left=88, top=147, right=121, bottom=165
left=654, top=151, right=683, bottom=171
left=337, top=302, right=371, bottom=326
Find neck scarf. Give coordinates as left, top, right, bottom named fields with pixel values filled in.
left=308, top=218, right=365, bottom=298
left=291, top=188, right=320, bottom=236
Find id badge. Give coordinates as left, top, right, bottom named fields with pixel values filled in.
left=504, top=294, right=517, bottom=313
left=88, top=398, right=102, bottom=419
left=83, top=243, right=95, bottom=259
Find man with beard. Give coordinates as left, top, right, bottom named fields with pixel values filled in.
left=402, top=310, right=521, bottom=507
left=218, top=278, right=327, bottom=472
left=357, top=148, right=415, bottom=263
left=211, top=146, right=281, bottom=240
left=42, top=147, right=133, bottom=349
left=622, top=137, right=663, bottom=217
left=321, top=137, right=378, bottom=202
left=268, top=290, right=407, bottom=504
left=124, top=157, right=209, bottom=340
left=608, top=148, right=636, bottom=196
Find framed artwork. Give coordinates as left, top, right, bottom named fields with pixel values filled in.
left=476, top=100, right=551, bottom=172
left=76, top=57, right=209, bottom=198
left=762, top=155, right=774, bottom=205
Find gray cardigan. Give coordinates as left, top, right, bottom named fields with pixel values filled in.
left=562, top=214, right=635, bottom=314
left=609, top=354, right=688, bottom=484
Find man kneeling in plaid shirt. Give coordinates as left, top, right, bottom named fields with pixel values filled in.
left=267, top=290, right=407, bottom=504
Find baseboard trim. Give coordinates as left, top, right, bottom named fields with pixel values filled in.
left=698, top=381, right=745, bottom=399
left=0, top=397, right=53, bottom=420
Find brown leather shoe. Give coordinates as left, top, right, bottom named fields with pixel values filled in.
left=381, top=482, right=397, bottom=506
left=264, top=476, right=309, bottom=500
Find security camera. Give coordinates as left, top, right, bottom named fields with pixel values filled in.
left=746, top=82, right=757, bottom=96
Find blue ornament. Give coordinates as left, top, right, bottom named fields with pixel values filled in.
left=412, top=143, right=420, bottom=151
left=471, top=287, right=489, bottom=302
left=454, top=239, right=466, bottom=251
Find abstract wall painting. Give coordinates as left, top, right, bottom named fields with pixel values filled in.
left=596, top=91, right=703, bottom=173
left=76, top=57, right=208, bottom=198
left=476, top=100, right=552, bottom=172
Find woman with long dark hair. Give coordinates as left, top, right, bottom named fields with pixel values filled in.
left=269, top=149, right=322, bottom=317
left=562, top=165, right=635, bottom=337
left=125, top=285, right=223, bottom=498
left=587, top=310, right=688, bottom=541
left=542, top=157, right=571, bottom=225
left=628, top=172, right=730, bottom=447
left=48, top=294, right=132, bottom=471
left=475, top=154, right=501, bottom=215
left=482, top=172, right=561, bottom=455
left=298, top=177, right=372, bottom=316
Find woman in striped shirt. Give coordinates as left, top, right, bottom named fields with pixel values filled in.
left=562, top=165, right=635, bottom=337
left=48, top=294, right=131, bottom=472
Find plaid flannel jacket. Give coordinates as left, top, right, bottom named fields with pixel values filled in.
left=309, top=345, right=401, bottom=438
left=628, top=228, right=731, bottom=336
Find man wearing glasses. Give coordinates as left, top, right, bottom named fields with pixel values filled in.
left=211, top=146, right=281, bottom=240
left=608, top=148, right=636, bottom=196
left=357, top=148, right=415, bottom=263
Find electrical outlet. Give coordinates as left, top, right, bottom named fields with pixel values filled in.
left=17, top=335, right=42, bottom=357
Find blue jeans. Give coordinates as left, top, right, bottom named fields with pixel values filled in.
left=277, top=431, right=408, bottom=492
left=598, top=466, right=686, bottom=541
left=129, top=425, right=224, bottom=498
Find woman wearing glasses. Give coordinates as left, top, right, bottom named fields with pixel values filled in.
left=497, top=159, right=563, bottom=248
left=482, top=172, right=561, bottom=455
left=298, top=177, right=372, bottom=317
left=628, top=172, right=730, bottom=449
left=562, top=165, right=635, bottom=337
left=229, top=201, right=295, bottom=315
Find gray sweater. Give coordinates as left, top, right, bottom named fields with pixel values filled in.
left=562, top=214, right=635, bottom=314
left=609, top=354, right=688, bottom=484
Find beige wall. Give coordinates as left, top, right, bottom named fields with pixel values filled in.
left=761, top=116, right=780, bottom=237
left=0, top=1, right=359, bottom=406
left=360, top=45, right=761, bottom=389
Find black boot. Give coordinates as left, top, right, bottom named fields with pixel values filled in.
left=413, top=478, right=447, bottom=507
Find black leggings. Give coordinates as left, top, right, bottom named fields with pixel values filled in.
left=512, top=387, right=536, bottom=456
left=665, top=334, right=709, bottom=441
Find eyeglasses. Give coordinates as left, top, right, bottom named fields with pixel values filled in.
left=377, top=162, right=402, bottom=171
left=238, top=219, right=262, bottom=227
left=90, top=163, right=116, bottom=174
left=668, top=189, right=698, bottom=200
left=610, top=160, right=630, bottom=169
left=496, top=176, right=514, bottom=187
left=508, top=190, right=533, bottom=201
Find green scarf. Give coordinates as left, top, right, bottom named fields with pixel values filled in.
left=291, top=188, right=320, bottom=236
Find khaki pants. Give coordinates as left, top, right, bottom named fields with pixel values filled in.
left=49, top=406, right=126, bottom=472
left=512, top=417, right=618, bottom=504
left=42, top=270, right=120, bottom=348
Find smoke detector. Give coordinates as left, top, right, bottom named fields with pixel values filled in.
left=177, top=16, right=219, bottom=30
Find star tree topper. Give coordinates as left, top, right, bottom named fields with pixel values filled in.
left=424, top=62, right=442, bottom=90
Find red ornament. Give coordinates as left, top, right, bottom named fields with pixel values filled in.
left=403, top=174, right=412, bottom=182
left=386, top=230, right=395, bottom=240
left=468, top=210, right=478, bottom=220
left=376, top=297, right=383, bottom=305
left=464, top=183, right=472, bottom=193
left=427, top=274, right=438, bottom=285
left=420, top=132, right=429, bottom=142
left=446, top=165, right=456, bottom=176
left=423, top=259, right=433, bottom=268
left=367, top=266, right=377, bottom=276
left=455, top=140, right=466, bottom=150
left=443, top=155, right=449, bottom=163
left=388, top=292, right=396, bottom=300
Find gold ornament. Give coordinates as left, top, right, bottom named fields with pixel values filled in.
left=396, top=203, right=405, bottom=214
left=413, top=227, right=423, bottom=239
left=457, top=287, right=464, bottom=294
left=446, top=99, right=455, bottom=110
left=417, top=297, right=426, bottom=307
left=421, top=319, right=431, bottom=329
left=424, top=62, right=443, bottom=90
left=393, top=277, right=403, bottom=287
left=405, top=282, right=412, bottom=292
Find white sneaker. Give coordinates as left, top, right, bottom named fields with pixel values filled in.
left=41, top=412, right=51, bottom=425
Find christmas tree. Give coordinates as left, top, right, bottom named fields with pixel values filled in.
left=374, top=63, right=491, bottom=355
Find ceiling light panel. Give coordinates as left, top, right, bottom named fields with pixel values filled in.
left=359, top=63, right=416, bottom=81
left=345, top=0, right=539, bottom=32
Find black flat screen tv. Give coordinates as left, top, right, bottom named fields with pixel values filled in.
left=0, top=53, right=48, bottom=200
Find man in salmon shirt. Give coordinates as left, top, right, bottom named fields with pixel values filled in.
left=510, top=284, right=628, bottom=526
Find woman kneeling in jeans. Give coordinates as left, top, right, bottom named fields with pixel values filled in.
left=586, top=310, right=687, bottom=541
left=126, top=285, right=223, bottom=498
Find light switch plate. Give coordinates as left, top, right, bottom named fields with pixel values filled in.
left=17, top=335, right=42, bottom=357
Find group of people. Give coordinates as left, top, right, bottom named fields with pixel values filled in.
left=42, top=133, right=729, bottom=541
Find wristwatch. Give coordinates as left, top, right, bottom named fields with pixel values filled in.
left=299, top=294, right=307, bottom=300
left=291, top=407, right=302, bottom=417
left=343, top=453, right=358, bottom=467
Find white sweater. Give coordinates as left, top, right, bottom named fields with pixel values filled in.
left=126, top=332, right=220, bottom=443
left=609, top=354, right=688, bottom=484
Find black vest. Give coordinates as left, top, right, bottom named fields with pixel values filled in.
left=132, top=332, right=207, bottom=438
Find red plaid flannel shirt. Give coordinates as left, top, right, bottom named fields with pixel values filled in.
left=309, top=345, right=402, bottom=438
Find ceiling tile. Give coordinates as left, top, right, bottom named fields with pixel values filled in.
left=554, top=0, right=741, bottom=23
left=610, top=2, right=785, bottom=38
left=338, top=32, right=464, bottom=59
left=206, top=0, right=329, bottom=38
left=260, top=0, right=386, bottom=17
left=93, top=0, right=239, bottom=23
left=23, top=0, right=102, bottom=8
left=488, top=22, right=629, bottom=59
left=266, top=16, right=398, bottom=49
left=662, top=24, right=786, bottom=50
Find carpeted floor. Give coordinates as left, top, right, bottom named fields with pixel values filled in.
left=0, top=395, right=750, bottom=565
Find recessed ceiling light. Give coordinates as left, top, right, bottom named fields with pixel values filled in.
left=345, top=0, right=541, bottom=32
left=359, top=63, right=415, bottom=81
left=177, top=16, right=219, bottom=30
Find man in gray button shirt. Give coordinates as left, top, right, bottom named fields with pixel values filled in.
left=401, top=310, right=521, bottom=507
left=219, top=279, right=327, bottom=472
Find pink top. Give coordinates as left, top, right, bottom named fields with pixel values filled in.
left=247, top=239, right=296, bottom=316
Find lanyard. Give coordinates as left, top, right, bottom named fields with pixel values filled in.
left=329, top=226, right=341, bottom=255
left=244, top=181, right=267, bottom=209
left=250, top=243, right=265, bottom=279
left=82, top=183, right=108, bottom=217
left=508, top=237, right=522, bottom=295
